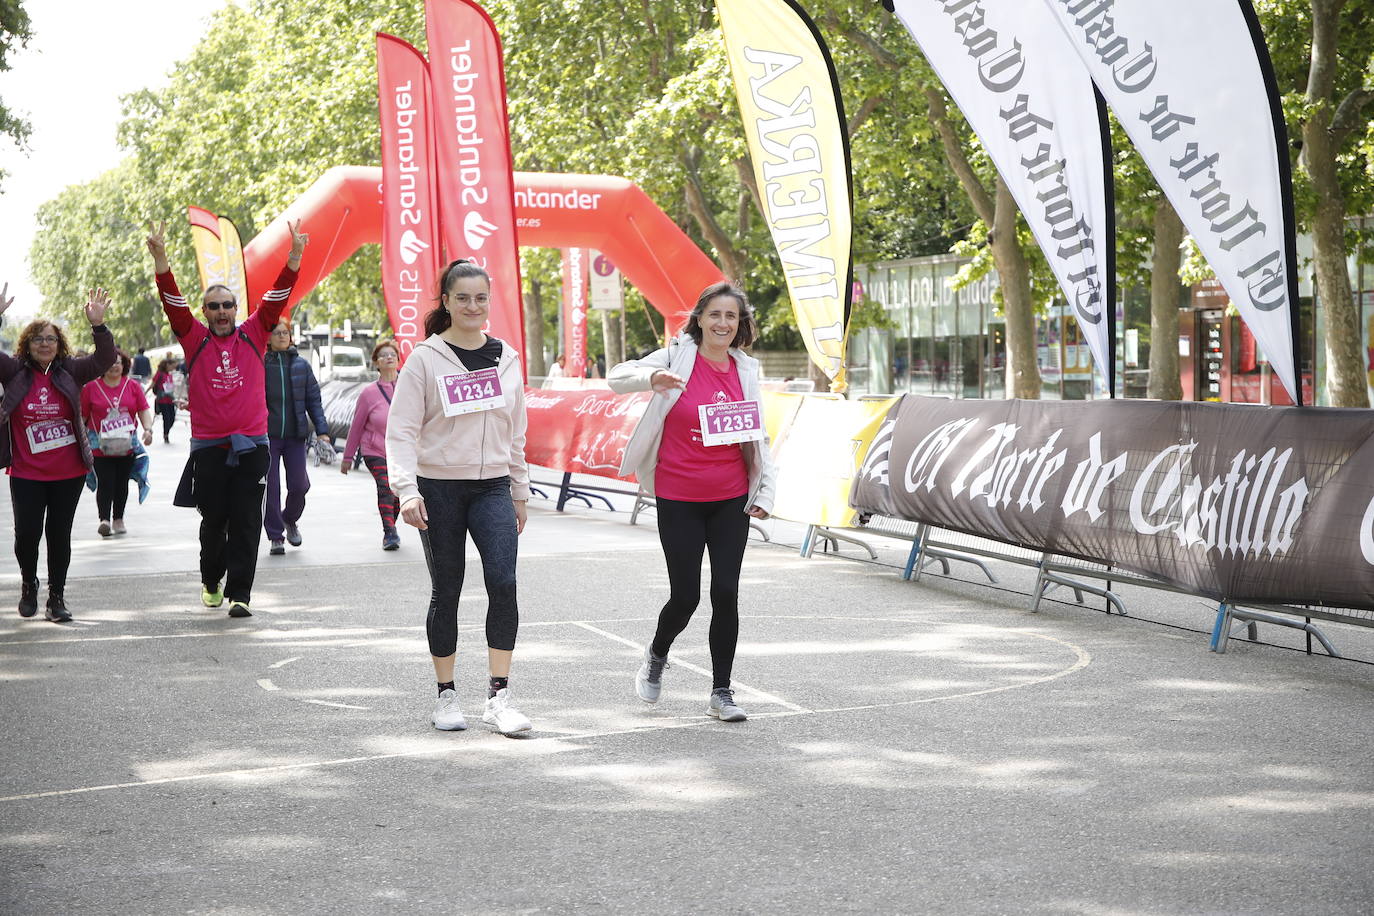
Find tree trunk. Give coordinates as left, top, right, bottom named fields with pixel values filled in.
left=924, top=89, right=1036, bottom=398
left=684, top=170, right=746, bottom=284
left=600, top=307, right=623, bottom=371
left=990, top=179, right=1041, bottom=399
left=1302, top=0, right=1369, bottom=407
left=1147, top=198, right=1185, bottom=400
left=523, top=279, right=546, bottom=377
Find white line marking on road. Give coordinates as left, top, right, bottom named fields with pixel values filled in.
left=0, top=631, right=248, bottom=647
left=0, top=625, right=1092, bottom=806
left=256, top=678, right=279, bottom=692
left=268, top=657, right=301, bottom=669
left=572, top=621, right=812, bottom=713
left=72, top=620, right=100, bottom=627
left=303, top=699, right=369, bottom=710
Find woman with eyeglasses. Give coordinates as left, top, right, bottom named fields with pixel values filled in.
left=340, top=338, right=403, bottom=551
left=0, top=282, right=117, bottom=621
left=386, top=260, right=533, bottom=735
left=262, top=322, right=331, bottom=556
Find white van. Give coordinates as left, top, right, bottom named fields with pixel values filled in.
left=307, top=344, right=373, bottom=382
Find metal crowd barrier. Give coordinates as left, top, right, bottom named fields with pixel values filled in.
left=801, top=517, right=1370, bottom=660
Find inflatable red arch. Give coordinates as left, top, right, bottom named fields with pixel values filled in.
left=241, top=166, right=723, bottom=339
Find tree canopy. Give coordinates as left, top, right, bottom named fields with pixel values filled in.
left=23, top=0, right=1373, bottom=400
left=0, top=0, right=33, bottom=190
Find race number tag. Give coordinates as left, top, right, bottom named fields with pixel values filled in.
left=27, top=419, right=77, bottom=454
left=438, top=368, right=504, bottom=417
left=697, top=399, right=764, bottom=447
left=99, top=408, right=135, bottom=437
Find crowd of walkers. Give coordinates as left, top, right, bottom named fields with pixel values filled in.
left=4, top=225, right=777, bottom=736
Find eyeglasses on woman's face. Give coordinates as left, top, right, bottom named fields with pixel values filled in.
left=30, top=335, right=59, bottom=345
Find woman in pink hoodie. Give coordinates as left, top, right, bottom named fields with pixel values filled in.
left=340, top=339, right=401, bottom=550
left=386, top=259, right=532, bottom=737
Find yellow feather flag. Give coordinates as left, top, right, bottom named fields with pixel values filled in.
left=187, top=206, right=250, bottom=305
left=716, top=0, right=853, bottom=392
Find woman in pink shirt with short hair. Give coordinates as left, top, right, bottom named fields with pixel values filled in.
left=340, top=339, right=402, bottom=550
left=608, top=282, right=776, bottom=723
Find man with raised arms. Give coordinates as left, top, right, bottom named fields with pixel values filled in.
left=146, top=218, right=308, bottom=618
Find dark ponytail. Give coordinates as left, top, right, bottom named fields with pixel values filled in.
left=424, top=259, right=492, bottom=337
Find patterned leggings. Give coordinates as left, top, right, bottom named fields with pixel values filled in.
left=363, top=455, right=399, bottom=533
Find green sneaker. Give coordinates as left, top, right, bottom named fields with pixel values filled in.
left=201, top=585, right=224, bottom=608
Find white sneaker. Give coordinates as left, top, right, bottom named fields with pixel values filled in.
left=482, top=687, right=532, bottom=735
left=431, top=688, right=467, bottom=731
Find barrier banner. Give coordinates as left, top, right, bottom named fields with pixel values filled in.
left=561, top=247, right=588, bottom=378
left=523, top=386, right=652, bottom=481
left=851, top=396, right=1374, bottom=610
left=770, top=395, right=897, bottom=527
left=187, top=207, right=249, bottom=307
left=1041, top=0, right=1301, bottom=404
left=716, top=0, right=853, bottom=390
left=523, top=387, right=809, bottom=486
left=377, top=33, right=442, bottom=357
left=885, top=0, right=1117, bottom=393
left=426, top=0, right=526, bottom=364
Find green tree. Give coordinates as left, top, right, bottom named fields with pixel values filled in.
left=0, top=0, right=33, bottom=190
left=1262, top=0, right=1374, bottom=407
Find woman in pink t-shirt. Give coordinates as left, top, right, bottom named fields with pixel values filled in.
left=340, top=339, right=402, bottom=551
left=608, top=282, right=776, bottom=723
left=81, top=350, right=155, bottom=537
left=0, top=284, right=117, bottom=622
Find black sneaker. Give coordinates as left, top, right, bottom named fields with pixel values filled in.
left=18, top=579, right=38, bottom=618
left=227, top=601, right=253, bottom=618
left=44, top=591, right=72, bottom=623
left=382, top=529, right=400, bottom=551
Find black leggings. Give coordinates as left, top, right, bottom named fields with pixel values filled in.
left=363, top=455, right=399, bottom=533
left=652, top=494, right=750, bottom=689
left=156, top=402, right=176, bottom=436
left=93, top=454, right=135, bottom=521
left=10, top=475, right=86, bottom=591
left=417, top=476, right=519, bottom=656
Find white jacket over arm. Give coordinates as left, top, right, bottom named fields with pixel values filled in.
left=608, top=335, right=776, bottom=516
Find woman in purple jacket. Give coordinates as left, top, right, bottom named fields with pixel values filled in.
left=340, top=339, right=401, bottom=550
left=0, top=283, right=116, bottom=621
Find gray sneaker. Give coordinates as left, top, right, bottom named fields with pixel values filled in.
left=708, top=687, right=747, bottom=722
left=635, top=647, right=669, bottom=704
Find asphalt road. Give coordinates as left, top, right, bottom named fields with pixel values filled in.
left=1, top=427, right=1372, bottom=914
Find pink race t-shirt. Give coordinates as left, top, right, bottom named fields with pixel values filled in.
left=81, top=376, right=150, bottom=457
left=8, top=370, right=86, bottom=481
left=653, top=354, right=749, bottom=502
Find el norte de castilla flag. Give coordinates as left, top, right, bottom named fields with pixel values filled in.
left=1039, top=0, right=1302, bottom=404
left=716, top=0, right=853, bottom=391
left=885, top=0, right=1118, bottom=395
